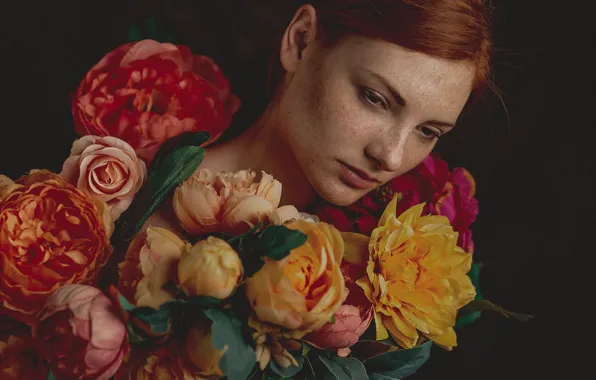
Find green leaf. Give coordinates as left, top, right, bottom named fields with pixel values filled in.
left=315, top=353, right=369, bottom=380
left=112, top=132, right=209, bottom=243
left=116, top=294, right=136, bottom=313
left=261, top=369, right=291, bottom=380
left=269, top=350, right=305, bottom=378
left=349, top=340, right=397, bottom=363
left=227, top=222, right=262, bottom=246
left=185, top=295, right=223, bottom=308
left=131, top=303, right=173, bottom=336
left=364, top=341, right=432, bottom=379
left=147, top=131, right=211, bottom=174
left=259, top=225, right=308, bottom=260
left=302, top=343, right=313, bottom=356
left=203, top=309, right=256, bottom=380
left=46, top=371, right=56, bottom=380
left=460, top=300, right=534, bottom=322
left=127, top=16, right=177, bottom=43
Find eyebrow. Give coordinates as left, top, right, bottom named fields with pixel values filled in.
left=363, top=69, right=456, bottom=129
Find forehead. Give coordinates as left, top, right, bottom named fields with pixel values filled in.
left=321, top=37, right=476, bottom=117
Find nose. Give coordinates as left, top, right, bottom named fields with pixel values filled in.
left=364, top=130, right=409, bottom=173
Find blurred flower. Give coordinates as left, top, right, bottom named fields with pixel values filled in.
left=246, top=220, right=345, bottom=339
left=73, top=39, right=240, bottom=162
left=178, top=236, right=243, bottom=299
left=118, top=226, right=190, bottom=309
left=349, top=197, right=475, bottom=350
left=61, top=135, right=147, bottom=220
left=35, top=285, right=128, bottom=380
left=0, top=319, right=48, bottom=380
left=184, top=319, right=226, bottom=377
left=173, top=169, right=281, bottom=235
left=115, top=342, right=205, bottom=380
left=0, top=170, right=113, bottom=325
left=251, top=328, right=300, bottom=370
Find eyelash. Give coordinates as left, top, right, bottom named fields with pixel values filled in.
left=360, top=87, right=388, bottom=110
left=359, top=86, right=443, bottom=142
left=417, top=126, right=442, bottom=141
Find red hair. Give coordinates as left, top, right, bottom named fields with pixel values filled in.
left=269, top=0, right=493, bottom=96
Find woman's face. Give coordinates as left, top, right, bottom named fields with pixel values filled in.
left=277, top=25, right=475, bottom=206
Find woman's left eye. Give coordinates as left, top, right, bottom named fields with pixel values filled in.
left=418, top=126, right=442, bottom=140
left=360, top=87, right=388, bottom=110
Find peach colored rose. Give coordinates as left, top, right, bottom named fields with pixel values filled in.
left=118, top=226, right=190, bottom=309
left=173, top=169, right=282, bottom=235
left=61, top=135, right=147, bottom=220
left=0, top=170, right=113, bottom=325
left=73, top=39, right=240, bottom=162
left=35, top=285, right=128, bottom=380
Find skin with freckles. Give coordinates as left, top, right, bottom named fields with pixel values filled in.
left=202, top=5, right=475, bottom=208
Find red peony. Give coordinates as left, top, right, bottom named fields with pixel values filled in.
left=73, top=39, right=241, bottom=162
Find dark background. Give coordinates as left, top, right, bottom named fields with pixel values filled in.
left=1, top=1, right=593, bottom=379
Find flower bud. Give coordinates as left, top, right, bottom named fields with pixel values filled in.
left=178, top=237, right=243, bottom=299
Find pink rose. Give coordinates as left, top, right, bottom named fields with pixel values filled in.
left=305, top=286, right=373, bottom=357
left=35, top=285, right=128, bottom=380
left=61, top=136, right=147, bottom=220
left=73, top=39, right=241, bottom=162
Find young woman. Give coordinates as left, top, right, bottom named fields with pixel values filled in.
left=201, top=0, right=492, bottom=210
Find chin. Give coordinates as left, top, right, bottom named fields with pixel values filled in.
left=312, top=177, right=366, bottom=207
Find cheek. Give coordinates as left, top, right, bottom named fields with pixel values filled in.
left=285, top=75, right=368, bottom=157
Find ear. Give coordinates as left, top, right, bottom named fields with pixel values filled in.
left=280, top=5, right=318, bottom=73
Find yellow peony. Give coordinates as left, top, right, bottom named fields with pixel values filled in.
left=245, top=220, right=345, bottom=339
left=348, top=196, right=475, bottom=350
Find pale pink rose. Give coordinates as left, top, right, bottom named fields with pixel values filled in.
left=61, top=135, right=147, bottom=220
left=35, top=285, right=128, bottom=380
left=173, top=169, right=282, bottom=235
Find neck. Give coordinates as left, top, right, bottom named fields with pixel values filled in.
left=201, top=103, right=317, bottom=210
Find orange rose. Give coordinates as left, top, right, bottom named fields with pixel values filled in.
left=72, top=39, right=241, bottom=162
left=246, top=220, right=345, bottom=339
left=0, top=170, right=113, bottom=325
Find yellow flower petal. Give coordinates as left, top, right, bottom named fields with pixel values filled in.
left=424, top=327, right=457, bottom=351
left=374, top=310, right=389, bottom=340
left=341, top=232, right=370, bottom=266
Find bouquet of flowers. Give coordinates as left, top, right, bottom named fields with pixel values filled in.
left=0, top=39, right=529, bottom=380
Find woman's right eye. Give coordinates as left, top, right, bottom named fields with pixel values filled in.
left=360, top=87, right=388, bottom=110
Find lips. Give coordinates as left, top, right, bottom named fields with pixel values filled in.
left=339, top=162, right=380, bottom=190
